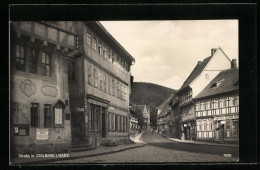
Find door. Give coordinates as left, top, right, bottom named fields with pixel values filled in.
left=71, top=111, right=85, bottom=141
left=232, top=120, right=239, bottom=137
left=102, top=108, right=107, bottom=138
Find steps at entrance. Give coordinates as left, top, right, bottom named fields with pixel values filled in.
left=71, top=142, right=96, bottom=152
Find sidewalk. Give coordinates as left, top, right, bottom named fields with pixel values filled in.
left=10, top=137, right=145, bottom=164
left=130, top=131, right=145, bottom=144
left=166, top=137, right=238, bottom=147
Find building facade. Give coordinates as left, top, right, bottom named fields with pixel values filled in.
left=176, top=48, right=234, bottom=140
left=135, top=105, right=150, bottom=130
left=129, top=103, right=141, bottom=135
left=194, top=68, right=239, bottom=142
left=10, top=21, right=77, bottom=155
left=169, top=95, right=182, bottom=139
left=67, top=21, right=135, bottom=147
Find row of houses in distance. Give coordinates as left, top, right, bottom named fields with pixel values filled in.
left=10, top=21, right=135, bottom=155
left=157, top=48, right=239, bottom=143
left=129, top=103, right=150, bottom=135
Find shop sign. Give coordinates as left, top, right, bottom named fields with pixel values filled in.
left=226, top=115, right=239, bottom=120
left=36, top=128, right=49, bottom=140
left=76, top=108, right=84, bottom=112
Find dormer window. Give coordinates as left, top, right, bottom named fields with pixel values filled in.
left=210, top=79, right=225, bottom=88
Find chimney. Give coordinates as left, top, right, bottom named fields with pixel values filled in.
left=211, top=48, right=217, bottom=56
left=197, top=61, right=201, bottom=65
left=231, top=59, right=237, bottom=68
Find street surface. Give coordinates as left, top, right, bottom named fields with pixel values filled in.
left=53, top=131, right=238, bottom=163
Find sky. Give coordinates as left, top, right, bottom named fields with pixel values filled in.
left=100, top=20, right=238, bottom=90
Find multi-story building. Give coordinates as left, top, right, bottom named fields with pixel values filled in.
left=135, top=105, right=150, bottom=130
left=67, top=21, right=135, bottom=147
left=10, top=21, right=78, bottom=155
left=169, top=94, right=181, bottom=138
left=176, top=48, right=235, bottom=140
left=194, top=67, right=239, bottom=143
left=129, top=103, right=141, bottom=135
left=156, top=94, right=174, bottom=133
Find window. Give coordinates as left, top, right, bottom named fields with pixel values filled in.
left=99, top=71, right=103, bottom=90
left=108, top=76, right=111, bottom=94
left=98, top=42, right=102, bottom=55
left=87, top=29, right=91, bottom=46
left=44, top=104, right=52, bottom=128
left=104, top=74, right=107, bottom=92
left=88, top=64, right=92, bottom=85
left=90, top=106, right=94, bottom=131
left=15, top=44, right=25, bottom=71
left=94, top=69, right=98, bottom=87
left=117, top=82, right=120, bottom=98
left=108, top=48, right=111, bottom=62
left=109, top=113, right=115, bottom=130
left=42, top=52, right=51, bottom=77
left=92, top=36, right=97, bottom=51
left=31, top=103, right=39, bottom=127
left=68, top=61, right=76, bottom=82
left=103, top=45, right=107, bottom=59
left=112, top=79, right=115, bottom=96
left=203, top=119, right=207, bottom=131
left=29, top=48, right=38, bottom=74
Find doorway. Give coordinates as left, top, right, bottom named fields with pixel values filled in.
left=71, top=111, right=85, bottom=141
left=102, top=108, right=107, bottom=138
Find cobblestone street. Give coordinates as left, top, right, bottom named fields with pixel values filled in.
left=53, top=131, right=238, bottom=163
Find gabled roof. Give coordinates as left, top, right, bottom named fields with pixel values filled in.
left=194, top=68, right=239, bottom=99
left=135, top=105, right=148, bottom=119
left=85, top=21, right=135, bottom=63
left=157, top=93, right=175, bottom=110
left=178, top=56, right=212, bottom=93
left=157, top=93, right=175, bottom=118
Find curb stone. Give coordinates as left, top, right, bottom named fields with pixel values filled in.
left=13, top=143, right=145, bottom=164
left=166, top=137, right=238, bottom=147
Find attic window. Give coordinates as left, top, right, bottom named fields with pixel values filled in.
left=210, top=79, right=225, bottom=88
left=234, top=81, right=239, bottom=86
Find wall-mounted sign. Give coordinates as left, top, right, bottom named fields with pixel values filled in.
left=13, top=124, right=29, bottom=136
left=76, top=108, right=84, bottom=112
left=36, top=128, right=49, bottom=140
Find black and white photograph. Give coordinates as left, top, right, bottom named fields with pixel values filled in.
left=7, top=4, right=257, bottom=166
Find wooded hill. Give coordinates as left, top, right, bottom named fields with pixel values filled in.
left=130, top=82, right=176, bottom=127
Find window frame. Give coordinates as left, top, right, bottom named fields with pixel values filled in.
left=44, top=104, right=52, bottom=128
left=15, top=44, right=26, bottom=72
left=41, top=51, right=51, bottom=77
left=30, top=103, right=39, bottom=128
left=29, top=48, right=38, bottom=74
